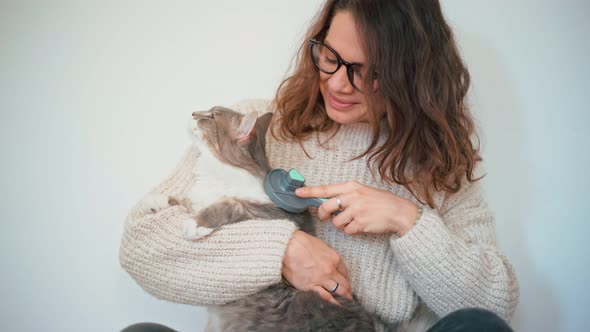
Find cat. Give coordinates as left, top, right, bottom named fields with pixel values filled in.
left=140, top=106, right=377, bottom=331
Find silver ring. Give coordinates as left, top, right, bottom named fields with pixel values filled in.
left=329, top=282, right=339, bottom=294
left=336, top=198, right=343, bottom=212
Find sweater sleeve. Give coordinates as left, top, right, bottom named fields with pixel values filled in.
left=389, top=180, right=520, bottom=321
left=119, top=100, right=297, bottom=306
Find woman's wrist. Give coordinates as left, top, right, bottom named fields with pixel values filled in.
left=282, top=230, right=306, bottom=276
left=396, top=201, right=421, bottom=236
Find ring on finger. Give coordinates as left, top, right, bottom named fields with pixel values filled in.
left=328, top=281, right=339, bottom=294
left=336, top=198, right=344, bottom=212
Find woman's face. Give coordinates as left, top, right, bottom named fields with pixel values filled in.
left=319, top=11, right=371, bottom=124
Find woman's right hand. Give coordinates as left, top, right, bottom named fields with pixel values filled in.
left=282, top=230, right=352, bottom=305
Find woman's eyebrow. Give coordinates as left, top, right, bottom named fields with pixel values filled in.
left=323, top=38, right=365, bottom=66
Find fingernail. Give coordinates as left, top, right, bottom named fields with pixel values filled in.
left=295, top=188, right=303, bottom=195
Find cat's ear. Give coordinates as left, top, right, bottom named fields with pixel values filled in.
left=256, top=112, right=273, bottom=138
left=235, top=112, right=259, bottom=144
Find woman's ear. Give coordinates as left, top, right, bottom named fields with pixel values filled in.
left=235, top=112, right=259, bottom=144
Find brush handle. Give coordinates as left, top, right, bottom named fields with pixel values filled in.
left=306, top=197, right=328, bottom=207
left=305, top=197, right=340, bottom=216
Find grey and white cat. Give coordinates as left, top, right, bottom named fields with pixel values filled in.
left=141, top=106, right=377, bottom=331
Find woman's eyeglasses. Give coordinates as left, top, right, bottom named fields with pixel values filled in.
left=309, top=38, right=375, bottom=93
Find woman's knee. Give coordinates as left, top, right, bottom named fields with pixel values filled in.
left=121, top=322, right=178, bottom=332
left=427, top=308, right=514, bottom=332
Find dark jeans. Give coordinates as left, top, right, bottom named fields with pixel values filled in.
left=426, top=308, right=514, bottom=332
left=121, top=308, right=514, bottom=332
left=121, top=322, right=178, bottom=332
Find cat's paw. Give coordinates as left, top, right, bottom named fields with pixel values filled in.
left=140, top=193, right=171, bottom=213
left=182, top=218, right=215, bottom=240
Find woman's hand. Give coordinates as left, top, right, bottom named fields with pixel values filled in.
left=295, top=181, right=420, bottom=236
left=282, top=230, right=352, bottom=305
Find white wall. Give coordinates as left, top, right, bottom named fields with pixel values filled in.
left=1, top=1, right=587, bottom=331
left=442, top=2, right=590, bottom=332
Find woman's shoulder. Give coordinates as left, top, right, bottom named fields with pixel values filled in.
left=229, top=99, right=273, bottom=115
left=437, top=162, right=490, bottom=214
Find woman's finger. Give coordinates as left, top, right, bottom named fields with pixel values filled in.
left=343, top=221, right=361, bottom=235
left=324, top=275, right=353, bottom=300
left=295, top=182, right=350, bottom=199
left=318, top=193, right=354, bottom=220
left=330, top=208, right=354, bottom=230
left=311, top=285, right=340, bottom=306
left=336, top=261, right=349, bottom=280
left=328, top=195, right=355, bottom=230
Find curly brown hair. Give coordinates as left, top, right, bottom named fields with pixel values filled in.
left=272, top=0, right=482, bottom=208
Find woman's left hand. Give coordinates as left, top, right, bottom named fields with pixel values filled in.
left=295, top=181, right=420, bottom=236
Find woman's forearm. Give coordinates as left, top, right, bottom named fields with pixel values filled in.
left=119, top=146, right=298, bottom=305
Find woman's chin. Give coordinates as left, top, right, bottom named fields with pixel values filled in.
left=326, top=106, right=367, bottom=125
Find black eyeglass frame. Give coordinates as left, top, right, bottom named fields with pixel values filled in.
left=309, top=38, right=369, bottom=93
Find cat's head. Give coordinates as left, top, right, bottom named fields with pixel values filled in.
left=190, top=106, right=273, bottom=177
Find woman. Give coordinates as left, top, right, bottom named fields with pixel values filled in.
left=120, top=1, right=519, bottom=331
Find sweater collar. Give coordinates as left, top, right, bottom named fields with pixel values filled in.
left=313, top=120, right=388, bottom=151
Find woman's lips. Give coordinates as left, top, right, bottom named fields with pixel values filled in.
left=326, top=91, right=358, bottom=111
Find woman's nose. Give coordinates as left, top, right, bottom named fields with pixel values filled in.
left=327, top=66, right=355, bottom=93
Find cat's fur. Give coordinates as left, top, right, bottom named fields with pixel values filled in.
left=141, top=106, right=377, bottom=331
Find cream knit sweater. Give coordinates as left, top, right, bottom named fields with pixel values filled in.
left=119, top=99, right=519, bottom=330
